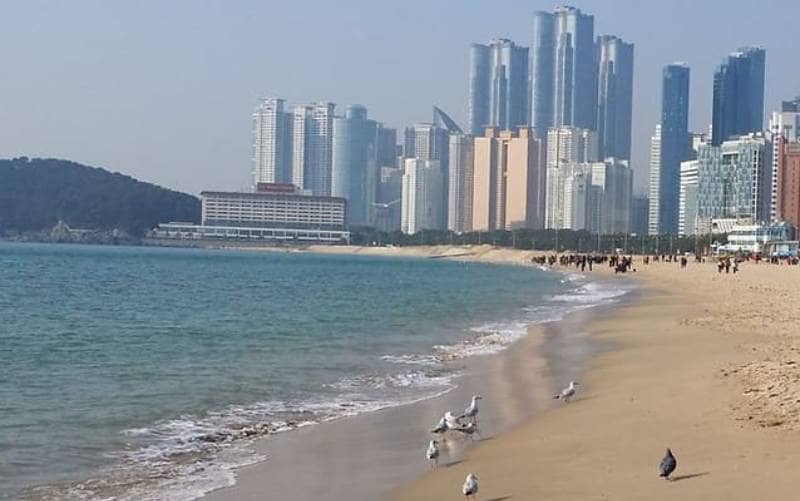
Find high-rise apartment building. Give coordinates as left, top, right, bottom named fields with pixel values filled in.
left=530, top=6, right=596, bottom=137
left=678, top=160, right=700, bottom=235
left=696, top=133, right=772, bottom=224
left=448, top=134, right=475, bottom=232
left=630, top=196, right=649, bottom=235
left=595, top=35, right=634, bottom=160
left=774, top=137, right=800, bottom=228
left=331, top=105, right=379, bottom=227
left=252, top=98, right=292, bottom=186
left=652, top=63, right=690, bottom=234
left=560, top=159, right=632, bottom=234
left=769, top=98, right=800, bottom=221
left=468, top=39, right=530, bottom=135
left=545, top=126, right=598, bottom=229
left=291, top=102, right=335, bottom=196
left=472, top=127, right=544, bottom=231
left=711, top=47, right=766, bottom=146
left=401, top=159, right=445, bottom=234
left=647, top=124, right=662, bottom=235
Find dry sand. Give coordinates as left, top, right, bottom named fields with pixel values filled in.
left=390, top=255, right=800, bottom=500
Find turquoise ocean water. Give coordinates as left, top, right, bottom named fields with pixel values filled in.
left=0, top=243, right=629, bottom=499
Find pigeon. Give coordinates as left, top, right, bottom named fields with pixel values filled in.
left=426, top=440, right=440, bottom=467
left=463, top=395, right=482, bottom=424
left=462, top=473, right=478, bottom=499
left=553, top=381, right=579, bottom=402
left=431, top=416, right=449, bottom=436
left=659, top=448, right=677, bottom=480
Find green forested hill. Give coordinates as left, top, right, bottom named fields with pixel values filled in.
left=0, top=157, right=200, bottom=237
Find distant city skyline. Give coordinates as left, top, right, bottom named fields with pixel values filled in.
left=2, top=0, right=800, bottom=195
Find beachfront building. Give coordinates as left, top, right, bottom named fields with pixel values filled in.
left=696, top=133, right=772, bottom=228
left=374, top=167, right=403, bottom=232
left=712, top=47, right=766, bottom=146
left=448, top=133, right=475, bottom=232
left=647, top=124, right=662, bottom=235
left=331, top=105, right=379, bottom=227
left=151, top=184, right=349, bottom=244
left=468, top=39, right=529, bottom=135
left=678, top=160, right=700, bottom=236
left=595, top=35, right=634, bottom=161
left=719, top=222, right=796, bottom=255
left=291, top=102, right=336, bottom=196
left=472, top=127, right=544, bottom=231
left=770, top=98, right=800, bottom=224
left=252, top=98, right=292, bottom=187
left=545, top=126, right=598, bottom=229
left=401, top=159, right=445, bottom=234
left=558, top=158, right=632, bottom=234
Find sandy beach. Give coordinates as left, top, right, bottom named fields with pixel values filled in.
left=204, top=245, right=800, bottom=500
left=389, top=252, right=800, bottom=500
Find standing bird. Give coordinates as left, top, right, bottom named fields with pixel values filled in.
left=444, top=411, right=463, bottom=429
left=463, top=395, right=482, bottom=424
left=462, top=473, right=478, bottom=499
left=553, top=381, right=580, bottom=403
left=426, top=440, right=440, bottom=467
left=430, top=416, right=449, bottom=436
left=659, top=448, right=677, bottom=480
left=455, top=422, right=478, bottom=440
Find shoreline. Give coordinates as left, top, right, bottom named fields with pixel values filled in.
left=391, top=258, right=800, bottom=500
left=201, top=247, right=635, bottom=500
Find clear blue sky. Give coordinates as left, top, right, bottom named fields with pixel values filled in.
left=1, top=0, right=799, bottom=195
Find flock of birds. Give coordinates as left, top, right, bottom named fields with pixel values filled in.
left=424, top=382, right=679, bottom=499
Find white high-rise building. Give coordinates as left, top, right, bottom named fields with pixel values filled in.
left=768, top=105, right=800, bottom=221
left=563, top=159, right=632, bottom=234
left=401, top=159, right=445, bottom=234
left=448, top=134, right=474, bottom=232
left=678, top=160, right=700, bottom=235
left=647, top=124, right=662, bottom=235
left=545, top=127, right=598, bottom=229
left=252, top=98, right=291, bottom=187
left=292, top=103, right=335, bottom=196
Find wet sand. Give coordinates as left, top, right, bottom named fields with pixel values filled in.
left=204, top=287, right=623, bottom=500
left=391, top=259, right=800, bottom=500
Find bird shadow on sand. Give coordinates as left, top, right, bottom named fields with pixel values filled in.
left=444, top=460, right=464, bottom=468
left=486, top=496, right=512, bottom=501
left=671, top=472, right=710, bottom=482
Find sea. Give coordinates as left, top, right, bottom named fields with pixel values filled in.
left=0, top=242, right=631, bottom=500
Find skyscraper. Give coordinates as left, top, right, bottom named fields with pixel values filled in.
left=401, top=159, right=445, bottom=234
left=252, top=98, right=292, bottom=186
left=472, top=127, right=544, bottom=231
left=468, top=39, right=529, bottom=135
left=530, top=6, right=596, bottom=137
left=657, top=63, right=691, bottom=234
left=647, top=124, right=662, bottom=235
left=448, top=134, right=474, bottom=232
left=711, top=47, right=766, bottom=146
left=331, top=105, right=379, bottom=227
left=678, top=160, right=700, bottom=236
left=544, top=126, right=598, bottom=229
left=292, top=102, right=335, bottom=196
left=595, top=35, right=634, bottom=160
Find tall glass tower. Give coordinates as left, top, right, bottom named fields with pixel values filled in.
left=331, top=105, right=378, bottom=226
left=711, top=47, right=766, bottom=146
left=530, top=6, right=596, bottom=137
left=658, top=63, right=690, bottom=234
left=468, top=39, right=529, bottom=135
left=595, top=35, right=634, bottom=160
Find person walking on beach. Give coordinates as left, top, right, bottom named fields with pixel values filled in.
left=725, top=258, right=731, bottom=274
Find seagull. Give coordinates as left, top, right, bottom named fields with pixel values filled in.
left=426, top=440, right=440, bottom=467
left=463, top=395, right=482, bottom=424
left=431, top=416, right=449, bottom=436
left=454, top=422, right=479, bottom=440
left=553, top=381, right=579, bottom=403
left=659, top=448, right=677, bottom=480
left=462, top=473, right=479, bottom=499
left=445, top=411, right=463, bottom=429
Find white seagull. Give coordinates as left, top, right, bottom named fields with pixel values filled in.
left=430, top=416, right=449, bottom=436
left=463, top=395, right=482, bottom=424
left=455, top=421, right=479, bottom=440
left=426, top=440, right=440, bottom=467
left=444, top=411, right=463, bottom=429
left=553, top=381, right=580, bottom=403
left=462, top=473, right=479, bottom=499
